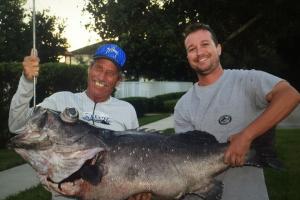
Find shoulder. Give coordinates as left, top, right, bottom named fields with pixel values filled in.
left=48, top=91, right=78, bottom=99
left=175, top=85, right=195, bottom=110
left=224, top=68, right=283, bottom=95
left=225, top=68, right=280, bottom=78
left=40, top=91, right=80, bottom=107
left=224, top=69, right=282, bottom=85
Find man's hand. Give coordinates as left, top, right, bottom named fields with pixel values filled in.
left=23, top=52, right=40, bottom=81
left=224, top=132, right=252, bottom=166
left=127, top=192, right=152, bottom=200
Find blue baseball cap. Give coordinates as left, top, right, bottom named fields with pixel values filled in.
left=93, top=43, right=126, bottom=69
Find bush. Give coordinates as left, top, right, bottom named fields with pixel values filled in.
left=121, top=97, right=149, bottom=117
left=0, top=62, right=23, bottom=148
left=0, top=62, right=88, bottom=148
left=153, top=92, right=185, bottom=101
left=36, top=63, right=87, bottom=103
left=148, top=92, right=185, bottom=113
left=122, top=92, right=186, bottom=115
left=163, top=99, right=179, bottom=112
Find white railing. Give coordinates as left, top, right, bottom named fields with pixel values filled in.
left=115, top=81, right=193, bottom=98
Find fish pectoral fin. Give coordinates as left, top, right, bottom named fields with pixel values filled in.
left=190, top=180, right=223, bottom=200
left=80, top=165, right=102, bottom=185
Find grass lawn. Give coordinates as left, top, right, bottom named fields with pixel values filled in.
left=0, top=149, right=25, bottom=171
left=264, top=129, right=300, bottom=200
left=138, top=113, right=170, bottom=126
left=2, top=128, right=299, bottom=200
left=4, top=184, right=51, bottom=200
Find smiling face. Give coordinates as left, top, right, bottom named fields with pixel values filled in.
left=86, top=58, right=121, bottom=102
left=184, top=29, right=222, bottom=76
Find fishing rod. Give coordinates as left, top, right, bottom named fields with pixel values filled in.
left=32, top=0, right=37, bottom=108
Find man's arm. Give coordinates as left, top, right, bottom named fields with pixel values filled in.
left=8, top=55, right=40, bottom=133
left=224, top=81, right=300, bottom=166
left=8, top=74, right=35, bottom=133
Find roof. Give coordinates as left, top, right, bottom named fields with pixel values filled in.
left=70, top=41, right=104, bottom=55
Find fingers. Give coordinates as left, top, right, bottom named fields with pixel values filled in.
left=127, top=196, right=135, bottom=200
left=23, top=55, right=40, bottom=81
left=224, top=149, right=245, bottom=167
left=31, top=48, right=38, bottom=56
left=224, top=133, right=250, bottom=167
left=127, top=193, right=152, bottom=200
left=140, top=193, right=152, bottom=200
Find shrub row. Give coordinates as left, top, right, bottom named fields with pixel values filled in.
left=122, top=92, right=185, bottom=117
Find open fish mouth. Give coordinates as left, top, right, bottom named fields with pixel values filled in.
left=45, top=153, right=104, bottom=192
left=10, top=137, right=52, bottom=150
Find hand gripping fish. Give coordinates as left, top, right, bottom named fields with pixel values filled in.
left=9, top=107, right=283, bottom=200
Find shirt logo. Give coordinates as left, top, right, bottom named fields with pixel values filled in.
left=82, top=112, right=111, bottom=125
left=218, top=115, right=232, bottom=125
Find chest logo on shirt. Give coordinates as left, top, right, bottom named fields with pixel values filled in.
left=218, top=115, right=232, bottom=125
left=82, top=112, right=111, bottom=125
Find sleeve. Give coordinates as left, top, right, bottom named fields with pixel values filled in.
left=129, top=105, right=139, bottom=129
left=9, top=74, right=60, bottom=133
left=174, top=98, right=194, bottom=133
left=246, top=70, right=283, bottom=109
left=38, top=94, right=60, bottom=111
left=8, top=74, right=35, bottom=133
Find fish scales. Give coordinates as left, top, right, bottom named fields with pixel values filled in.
left=9, top=107, right=282, bottom=200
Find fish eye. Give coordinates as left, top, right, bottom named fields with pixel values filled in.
left=60, top=107, right=79, bottom=123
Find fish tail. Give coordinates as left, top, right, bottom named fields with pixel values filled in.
left=246, top=127, right=284, bottom=171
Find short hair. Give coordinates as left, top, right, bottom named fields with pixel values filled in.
left=183, top=23, right=219, bottom=46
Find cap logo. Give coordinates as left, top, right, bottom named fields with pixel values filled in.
left=106, top=47, right=118, bottom=59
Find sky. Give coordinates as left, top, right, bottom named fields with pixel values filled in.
left=24, top=0, right=100, bottom=51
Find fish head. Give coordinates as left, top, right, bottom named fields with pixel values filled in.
left=9, top=106, right=107, bottom=186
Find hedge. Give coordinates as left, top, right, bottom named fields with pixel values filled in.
left=121, top=92, right=185, bottom=117
left=0, top=62, right=88, bottom=148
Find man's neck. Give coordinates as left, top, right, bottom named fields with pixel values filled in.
left=197, top=66, right=224, bottom=86
left=85, top=91, right=110, bottom=103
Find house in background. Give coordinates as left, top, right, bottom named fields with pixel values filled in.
left=64, top=42, right=104, bottom=65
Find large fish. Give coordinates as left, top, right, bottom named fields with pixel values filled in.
left=9, top=107, right=282, bottom=200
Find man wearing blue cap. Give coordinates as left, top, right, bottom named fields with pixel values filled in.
left=8, top=43, right=151, bottom=200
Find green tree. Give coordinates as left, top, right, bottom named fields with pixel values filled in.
left=0, top=0, right=69, bottom=62
left=0, top=0, right=27, bottom=61
left=84, top=0, right=300, bottom=89
left=26, top=10, right=69, bottom=63
left=84, top=0, right=194, bottom=81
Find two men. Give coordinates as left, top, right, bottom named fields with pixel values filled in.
left=9, top=23, right=300, bottom=200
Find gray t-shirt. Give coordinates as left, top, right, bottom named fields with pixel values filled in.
left=174, top=69, right=282, bottom=200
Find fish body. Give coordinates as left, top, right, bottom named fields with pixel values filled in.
left=9, top=107, right=281, bottom=200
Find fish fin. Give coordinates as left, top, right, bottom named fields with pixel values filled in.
left=80, top=165, right=102, bottom=185
left=173, top=130, right=219, bottom=145
left=183, top=180, right=223, bottom=200
left=247, top=127, right=285, bottom=171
